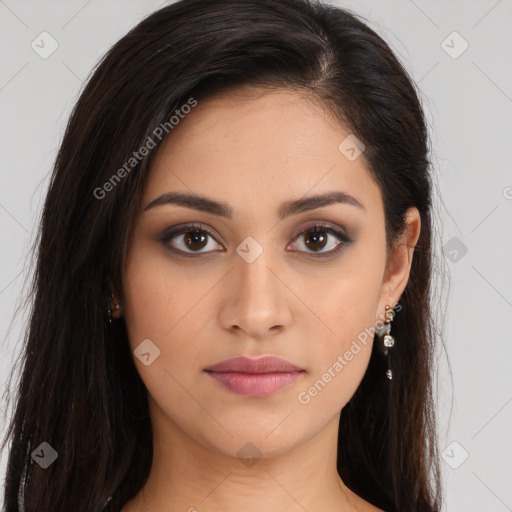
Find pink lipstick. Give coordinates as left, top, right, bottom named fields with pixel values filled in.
left=204, top=355, right=305, bottom=397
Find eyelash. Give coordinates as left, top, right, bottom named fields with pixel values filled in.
left=159, top=222, right=352, bottom=260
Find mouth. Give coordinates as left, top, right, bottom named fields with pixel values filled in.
left=204, top=355, right=305, bottom=397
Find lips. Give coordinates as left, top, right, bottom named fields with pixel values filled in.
left=204, top=355, right=305, bottom=397
left=204, top=355, right=304, bottom=374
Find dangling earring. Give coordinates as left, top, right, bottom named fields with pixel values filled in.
left=107, top=304, right=122, bottom=323
left=376, top=305, right=395, bottom=380
left=107, top=294, right=122, bottom=323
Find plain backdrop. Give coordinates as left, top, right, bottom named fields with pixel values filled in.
left=1, top=1, right=511, bottom=510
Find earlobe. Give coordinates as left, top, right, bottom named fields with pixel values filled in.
left=379, top=207, right=421, bottom=307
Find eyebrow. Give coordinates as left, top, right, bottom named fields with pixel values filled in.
left=143, top=190, right=365, bottom=219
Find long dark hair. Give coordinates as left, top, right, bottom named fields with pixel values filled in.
left=1, top=0, right=443, bottom=510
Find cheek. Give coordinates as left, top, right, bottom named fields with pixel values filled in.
left=121, top=247, right=215, bottom=435
left=122, top=244, right=223, bottom=388
left=293, top=255, right=384, bottom=409
left=296, top=304, right=375, bottom=414
left=122, top=243, right=203, bottom=346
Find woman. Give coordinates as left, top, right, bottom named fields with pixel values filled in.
left=1, top=0, right=443, bottom=510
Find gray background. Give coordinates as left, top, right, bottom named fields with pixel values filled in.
left=1, top=1, right=511, bottom=510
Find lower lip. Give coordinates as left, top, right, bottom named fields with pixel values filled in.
left=205, top=371, right=304, bottom=397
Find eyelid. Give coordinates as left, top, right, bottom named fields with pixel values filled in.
left=290, top=221, right=350, bottom=242
left=159, top=221, right=224, bottom=251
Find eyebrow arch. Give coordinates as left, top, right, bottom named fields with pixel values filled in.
left=143, top=190, right=365, bottom=219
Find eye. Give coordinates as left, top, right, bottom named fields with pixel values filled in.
left=288, top=223, right=352, bottom=259
left=159, top=222, right=352, bottom=259
left=159, top=223, right=224, bottom=257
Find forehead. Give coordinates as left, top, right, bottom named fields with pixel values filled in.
left=143, top=87, right=383, bottom=221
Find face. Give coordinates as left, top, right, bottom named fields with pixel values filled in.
left=120, top=86, right=414, bottom=461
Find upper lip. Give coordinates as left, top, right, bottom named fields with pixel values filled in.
left=204, top=355, right=304, bottom=374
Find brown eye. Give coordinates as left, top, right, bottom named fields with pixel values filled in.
left=183, top=230, right=208, bottom=251
left=160, top=224, right=224, bottom=256
left=290, top=223, right=352, bottom=259
left=159, top=222, right=352, bottom=260
left=303, top=230, right=329, bottom=251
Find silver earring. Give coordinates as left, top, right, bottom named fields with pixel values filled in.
left=107, top=304, right=121, bottom=323
left=376, top=305, right=395, bottom=380
left=107, top=293, right=122, bottom=323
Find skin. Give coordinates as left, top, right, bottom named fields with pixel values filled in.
left=118, top=86, right=421, bottom=512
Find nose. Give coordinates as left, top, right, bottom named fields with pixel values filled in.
left=218, top=245, right=293, bottom=340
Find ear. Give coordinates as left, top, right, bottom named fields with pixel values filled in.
left=377, top=207, right=421, bottom=312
